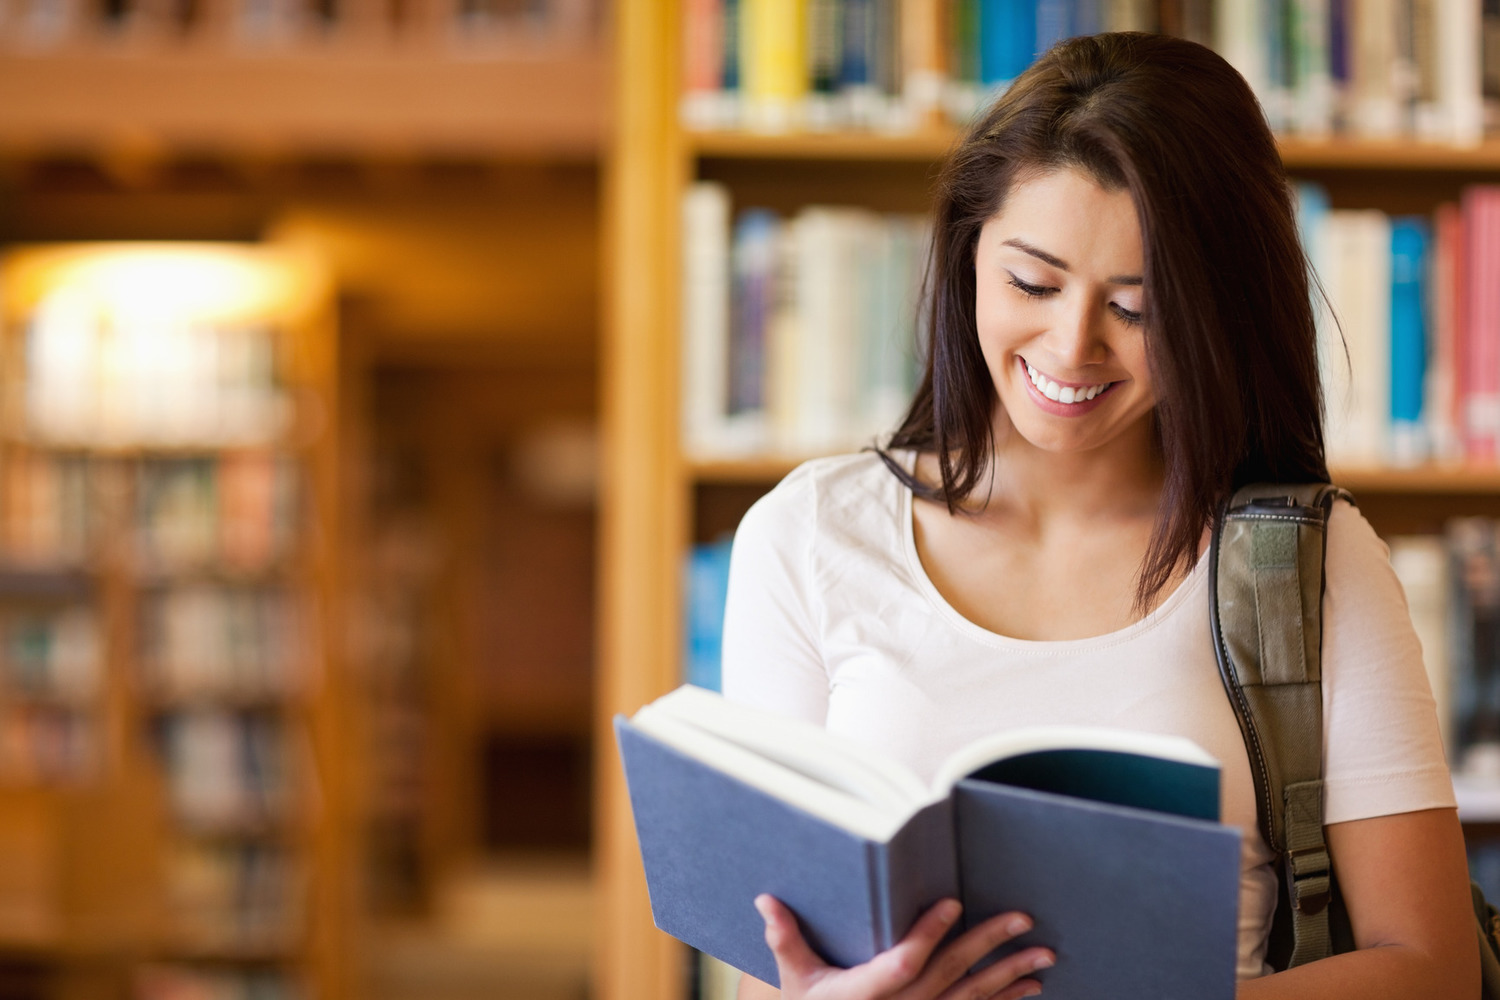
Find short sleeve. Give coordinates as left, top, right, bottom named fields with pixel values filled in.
left=1321, top=501, right=1458, bottom=823
left=720, top=465, right=831, bottom=726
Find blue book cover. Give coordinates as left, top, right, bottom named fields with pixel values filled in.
left=618, top=687, right=1242, bottom=998
left=841, top=0, right=874, bottom=89
left=979, top=0, right=1038, bottom=87
left=1390, top=217, right=1429, bottom=453
left=684, top=536, right=734, bottom=693
left=722, top=0, right=740, bottom=91
left=1035, top=0, right=1070, bottom=55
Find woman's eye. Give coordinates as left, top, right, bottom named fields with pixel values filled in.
left=1110, top=303, right=1143, bottom=326
left=1007, top=275, right=1051, bottom=298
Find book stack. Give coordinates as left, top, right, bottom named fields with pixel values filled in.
left=135, top=455, right=300, bottom=575
left=0, top=605, right=100, bottom=784
left=154, top=710, right=295, bottom=833
left=0, top=451, right=95, bottom=567
left=141, top=584, right=304, bottom=702
left=680, top=1, right=1500, bottom=140
left=1296, top=183, right=1500, bottom=468
left=165, top=839, right=305, bottom=952
left=682, top=182, right=930, bottom=458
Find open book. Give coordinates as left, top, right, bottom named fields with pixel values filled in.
left=616, top=685, right=1241, bottom=999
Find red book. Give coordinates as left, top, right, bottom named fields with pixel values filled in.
left=1464, top=187, right=1500, bottom=461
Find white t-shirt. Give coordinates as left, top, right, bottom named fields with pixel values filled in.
left=720, top=450, right=1457, bottom=980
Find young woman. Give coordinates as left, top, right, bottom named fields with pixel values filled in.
left=720, top=32, right=1477, bottom=1000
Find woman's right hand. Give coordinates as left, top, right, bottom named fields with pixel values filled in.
left=746, top=895, right=1054, bottom=1000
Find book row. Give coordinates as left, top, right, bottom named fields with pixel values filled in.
left=0, top=703, right=95, bottom=784
left=135, top=965, right=302, bottom=1000
left=681, top=183, right=929, bottom=457
left=141, top=584, right=307, bottom=701
left=0, top=450, right=301, bottom=572
left=153, top=710, right=299, bottom=832
left=0, top=0, right=593, bottom=49
left=1297, top=184, right=1500, bottom=467
left=22, top=308, right=292, bottom=447
left=0, top=605, right=100, bottom=702
left=682, top=0, right=1500, bottom=141
left=166, top=840, right=305, bottom=953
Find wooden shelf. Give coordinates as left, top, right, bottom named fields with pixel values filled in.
left=687, top=126, right=1500, bottom=171
left=688, top=456, right=1500, bottom=494
left=0, top=47, right=608, bottom=160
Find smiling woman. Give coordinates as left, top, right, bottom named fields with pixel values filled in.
left=719, top=30, right=1476, bottom=1000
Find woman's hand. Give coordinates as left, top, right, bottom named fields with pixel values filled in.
left=749, top=895, right=1054, bottom=1000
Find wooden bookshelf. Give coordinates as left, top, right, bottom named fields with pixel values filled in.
left=0, top=243, right=348, bottom=1000
left=601, top=5, right=1500, bottom=1000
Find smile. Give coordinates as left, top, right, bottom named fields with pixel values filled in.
left=1022, top=359, right=1117, bottom=405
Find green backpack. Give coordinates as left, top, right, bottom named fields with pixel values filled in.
left=1210, top=482, right=1500, bottom=993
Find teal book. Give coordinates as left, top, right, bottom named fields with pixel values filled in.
left=616, top=686, right=1241, bottom=999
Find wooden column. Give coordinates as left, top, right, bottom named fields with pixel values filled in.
left=597, top=1, right=690, bottom=999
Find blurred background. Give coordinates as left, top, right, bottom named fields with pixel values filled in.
left=2, top=3, right=1500, bottom=1000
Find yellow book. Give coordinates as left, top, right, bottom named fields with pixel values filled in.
left=743, top=0, right=807, bottom=132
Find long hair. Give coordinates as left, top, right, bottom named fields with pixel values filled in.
left=881, top=32, right=1328, bottom=609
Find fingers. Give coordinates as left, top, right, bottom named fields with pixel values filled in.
left=755, top=894, right=831, bottom=988
left=838, top=898, right=966, bottom=995
left=923, top=911, right=1054, bottom=1000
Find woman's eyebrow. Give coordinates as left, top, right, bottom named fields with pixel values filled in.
left=1002, top=237, right=1143, bottom=286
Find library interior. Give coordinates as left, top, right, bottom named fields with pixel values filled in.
left=3, top=1, right=1500, bottom=998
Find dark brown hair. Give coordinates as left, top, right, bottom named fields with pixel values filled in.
left=881, top=31, right=1328, bottom=608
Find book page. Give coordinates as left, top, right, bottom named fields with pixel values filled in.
left=636, top=686, right=932, bottom=815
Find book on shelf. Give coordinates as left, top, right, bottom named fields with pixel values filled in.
left=1, top=605, right=100, bottom=702
left=167, top=839, right=304, bottom=950
left=155, top=709, right=295, bottom=830
left=682, top=183, right=929, bottom=458
left=1293, top=182, right=1500, bottom=468
left=142, top=583, right=303, bottom=701
left=680, top=0, right=1497, bottom=140
left=135, top=455, right=300, bottom=574
left=0, top=702, right=96, bottom=784
left=616, top=685, right=1240, bottom=996
left=684, top=536, right=734, bottom=694
left=0, top=451, right=94, bottom=568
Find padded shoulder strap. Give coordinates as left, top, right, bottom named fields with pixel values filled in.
left=1209, top=482, right=1354, bottom=968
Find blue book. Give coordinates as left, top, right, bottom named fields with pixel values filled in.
left=841, top=0, right=874, bottom=90
left=684, top=537, right=734, bottom=693
left=617, top=686, right=1241, bottom=998
left=1390, top=217, right=1429, bottom=460
left=979, top=0, right=1038, bottom=87
left=729, top=210, right=779, bottom=418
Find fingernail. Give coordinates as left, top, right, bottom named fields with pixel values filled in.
left=753, top=895, right=771, bottom=919
left=1031, top=953, right=1054, bottom=971
left=1007, top=915, right=1032, bottom=936
left=938, top=899, right=962, bottom=923
left=1022, top=988, right=1042, bottom=999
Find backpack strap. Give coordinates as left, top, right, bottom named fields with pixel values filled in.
left=1209, top=482, right=1354, bottom=969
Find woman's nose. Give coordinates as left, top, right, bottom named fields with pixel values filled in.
left=1047, top=296, right=1108, bottom=369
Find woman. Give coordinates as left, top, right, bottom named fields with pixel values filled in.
left=720, top=32, right=1476, bottom=1000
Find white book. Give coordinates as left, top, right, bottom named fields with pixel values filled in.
left=681, top=183, right=734, bottom=458
left=1320, top=210, right=1391, bottom=466
left=1216, top=0, right=1268, bottom=110
left=1436, top=0, right=1485, bottom=144
left=1292, top=0, right=1334, bottom=135
left=1350, top=0, right=1402, bottom=136
left=781, top=207, right=863, bottom=454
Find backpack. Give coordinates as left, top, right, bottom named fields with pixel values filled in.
left=1210, top=482, right=1500, bottom=994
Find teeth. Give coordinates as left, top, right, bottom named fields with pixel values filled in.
left=1025, top=362, right=1110, bottom=405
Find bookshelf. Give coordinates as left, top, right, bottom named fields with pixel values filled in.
left=0, top=243, right=345, bottom=1000
left=601, top=4, right=1500, bottom=999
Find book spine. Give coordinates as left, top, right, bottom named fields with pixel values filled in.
left=1216, top=0, right=1268, bottom=107
left=978, top=0, right=1036, bottom=88
left=681, top=182, right=734, bottom=456
left=743, top=0, right=807, bottom=132
left=1387, top=536, right=1452, bottom=761
left=901, top=0, right=945, bottom=123
left=1465, top=188, right=1500, bottom=462
left=729, top=210, right=780, bottom=449
left=1429, top=202, right=1464, bottom=462
left=946, top=0, right=983, bottom=121
left=1389, top=216, right=1429, bottom=465
left=1438, top=0, right=1485, bottom=145
left=1351, top=0, right=1401, bottom=136
left=805, top=0, right=843, bottom=128
left=682, top=0, right=728, bottom=128
left=1290, top=0, right=1332, bottom=135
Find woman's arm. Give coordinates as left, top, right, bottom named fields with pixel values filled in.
left=1237, top=807, right=1477, bottom=999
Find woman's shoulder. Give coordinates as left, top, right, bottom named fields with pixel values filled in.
left=738, top=448, right=912, bottom=545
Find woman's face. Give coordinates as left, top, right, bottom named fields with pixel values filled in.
left=974, top=167, right=1156, bottom=458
